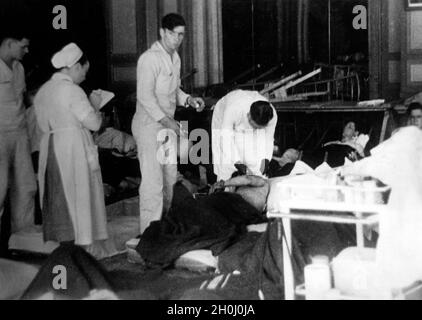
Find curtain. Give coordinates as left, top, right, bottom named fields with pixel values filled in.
left=178, top=0, right=224, bottom=90
left=276, top=0, right=310, bottom=66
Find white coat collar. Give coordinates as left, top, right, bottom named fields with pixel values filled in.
left=152, top=41, right=179, bottom=64
left=52, top=72, right=74, bottom=83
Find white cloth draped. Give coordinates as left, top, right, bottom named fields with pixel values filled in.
left=343, top=126, right=422, bottom=293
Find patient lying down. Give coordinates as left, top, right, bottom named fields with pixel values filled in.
left=135, top=174, right=269, bottom=268
left=210, top=174, right=270, bottom=212
left=134, top=170, right=360, bottom=298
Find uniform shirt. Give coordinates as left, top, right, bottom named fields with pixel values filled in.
left=211, top=90, right=278, bottom=180
left=0, top=59, right=26, bottom=131
left=134, top=41, right=189, bottom=125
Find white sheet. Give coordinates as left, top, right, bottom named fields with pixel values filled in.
left=267, top=161, right=337, bottom=212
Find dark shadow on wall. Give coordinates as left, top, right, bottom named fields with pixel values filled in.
left=0, top=0, right=108, bottom=92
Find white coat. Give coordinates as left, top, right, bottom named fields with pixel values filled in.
left=211, top=90, right=278, bottom=181
left=34, top=73, right=108, bottom=245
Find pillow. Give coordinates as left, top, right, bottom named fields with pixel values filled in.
left=175, top=250, right=218, bottom=272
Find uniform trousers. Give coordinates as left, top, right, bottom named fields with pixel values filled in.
left=0, top=129, right=36, bottom=233
left=133, top=121, right=177, bottom=234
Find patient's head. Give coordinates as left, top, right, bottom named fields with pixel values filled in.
left=275, top=148, right=300, bottom=169
left=342, top=122, right=358, bottom=142
left=282, top=148, right=300, bottom=163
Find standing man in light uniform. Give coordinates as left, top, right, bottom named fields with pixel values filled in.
left=132, top=13, right=205, bottom=234
left=0, top=30, right=37, bottom=247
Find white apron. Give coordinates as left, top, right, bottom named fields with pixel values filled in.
left=35, top=73, right=108, bottom=245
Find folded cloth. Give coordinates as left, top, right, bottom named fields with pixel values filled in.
left=175, top=250, right=218, bottom=272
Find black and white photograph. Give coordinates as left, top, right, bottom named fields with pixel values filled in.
left=0, top=0, right=421, bottom=305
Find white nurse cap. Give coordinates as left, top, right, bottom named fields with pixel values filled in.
left=51, top=43, right=83, bottom=69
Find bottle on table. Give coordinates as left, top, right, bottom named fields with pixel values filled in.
left=304, top=255, right=332, bottom=300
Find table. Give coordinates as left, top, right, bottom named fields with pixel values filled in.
left=267, top=195, right=388, bottom=300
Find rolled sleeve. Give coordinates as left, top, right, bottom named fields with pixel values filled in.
left=177, top=86, right=189, bottom=108
left=137, top=54, right=166, bottom=122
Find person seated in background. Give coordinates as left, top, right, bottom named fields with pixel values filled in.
left=92, top=104, right=141, bottom=194
left=306, top=121, right=370, bottom=169
left=407, top=102, right=422, bottom=130
left=296, top=121, right=370, bottom=169
left=323, top=121, right=369, bottom=160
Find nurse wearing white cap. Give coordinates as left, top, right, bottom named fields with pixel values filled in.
left=34, top=43, right=108, bottom=246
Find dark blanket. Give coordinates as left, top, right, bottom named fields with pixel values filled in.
left=98, top=148, right=141, bottom=188
left=21, top=244, right=157, bottom=300
left=267, top=160, right=295, bottom=178
left=21, top=244, right=115, bottom=300
left=136, top=183, right=265, bottom=268
left=323, top=144, right=363, bottom=167
left=302, top=144, right=362, bottom=169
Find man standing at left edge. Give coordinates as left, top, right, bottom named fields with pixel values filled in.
left=0, top=29, right=37, bottom=255
left=132, top=13, right=205, bottom=234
